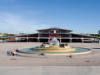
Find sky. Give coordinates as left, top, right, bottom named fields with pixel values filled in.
left=0, top=0, right=100, bottom=34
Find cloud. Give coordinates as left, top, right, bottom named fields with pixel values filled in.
left=0, top=12, right=75, bottom=34
left=0, top=12, right=37, bottom=33
left=0, top=12, right=53, bottom=34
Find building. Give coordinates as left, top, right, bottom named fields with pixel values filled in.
left=16, top=28, right=97, bottom=43
left=0, top=33, right=16, bottom=42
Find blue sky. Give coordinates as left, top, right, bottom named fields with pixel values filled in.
left=0, top=0, right=100, bottom=34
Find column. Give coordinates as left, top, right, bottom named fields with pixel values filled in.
left=60, top=31, right=62, bottom=43
left=27, top=35, right=28, bottom=42
left=38, top=33, right=40, bottom=42
left=59, top=37, right=61, bottom=43
left=69, top=34, right=72, bottom=43
left=81, top=37, right=84, bottom=43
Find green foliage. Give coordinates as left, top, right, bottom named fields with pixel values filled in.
left=0, top=33, right=15, bottom=41
left=91, top=34, right=100, bottom=38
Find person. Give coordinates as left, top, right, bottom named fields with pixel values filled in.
left=40, top=42, right=46, bottom=48
left=8, top=49, right=17, bottom=56
left=98, top=39, right=100, bottom=44
left=60, top=44, right=64, bottom=47
left=69, top=55, right=72, bottom=58
left=15, top=49, right=19, bottom=52
left=12, top=49, right=17, bottom=55
left=64, top=43, right=71, bottom=48
left=11, top=51, right=15, bottom=56
left=7, top=50, right=12, bottom=56
left=44, top=43, right=49, bottom=47
left=7, top=50, right=16, bottom=56
left=40, top=53, right=45, bottom=56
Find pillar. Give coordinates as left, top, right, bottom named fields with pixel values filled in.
left=38, top=33, right=40, bottom=42
left=81, top=38, right=84, bottom=43
left=60, top=38, right=61, bottom=43
left=27, top=36, right=28, bottom=42
left=69, top=34, right=72, bottom=43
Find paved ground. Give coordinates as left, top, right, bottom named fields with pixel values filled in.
left=0, top=42, right=100, bottom=75
left=0, top=42, right=100, bottom=66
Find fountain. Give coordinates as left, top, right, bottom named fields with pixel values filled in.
left=16, top=37, right=91, bottom=55
left=38, top=37, right=75, bottom=53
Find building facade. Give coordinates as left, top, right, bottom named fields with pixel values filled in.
left=16, top=28, right=97, bottom=43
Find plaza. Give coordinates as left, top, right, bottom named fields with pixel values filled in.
left=0, top=42, right=100, bottom=66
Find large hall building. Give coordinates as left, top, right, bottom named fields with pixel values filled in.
left=16, top=28, right=97, bottom=43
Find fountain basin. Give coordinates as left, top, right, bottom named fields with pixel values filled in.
left=17, top=46, right=91, bottom=55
